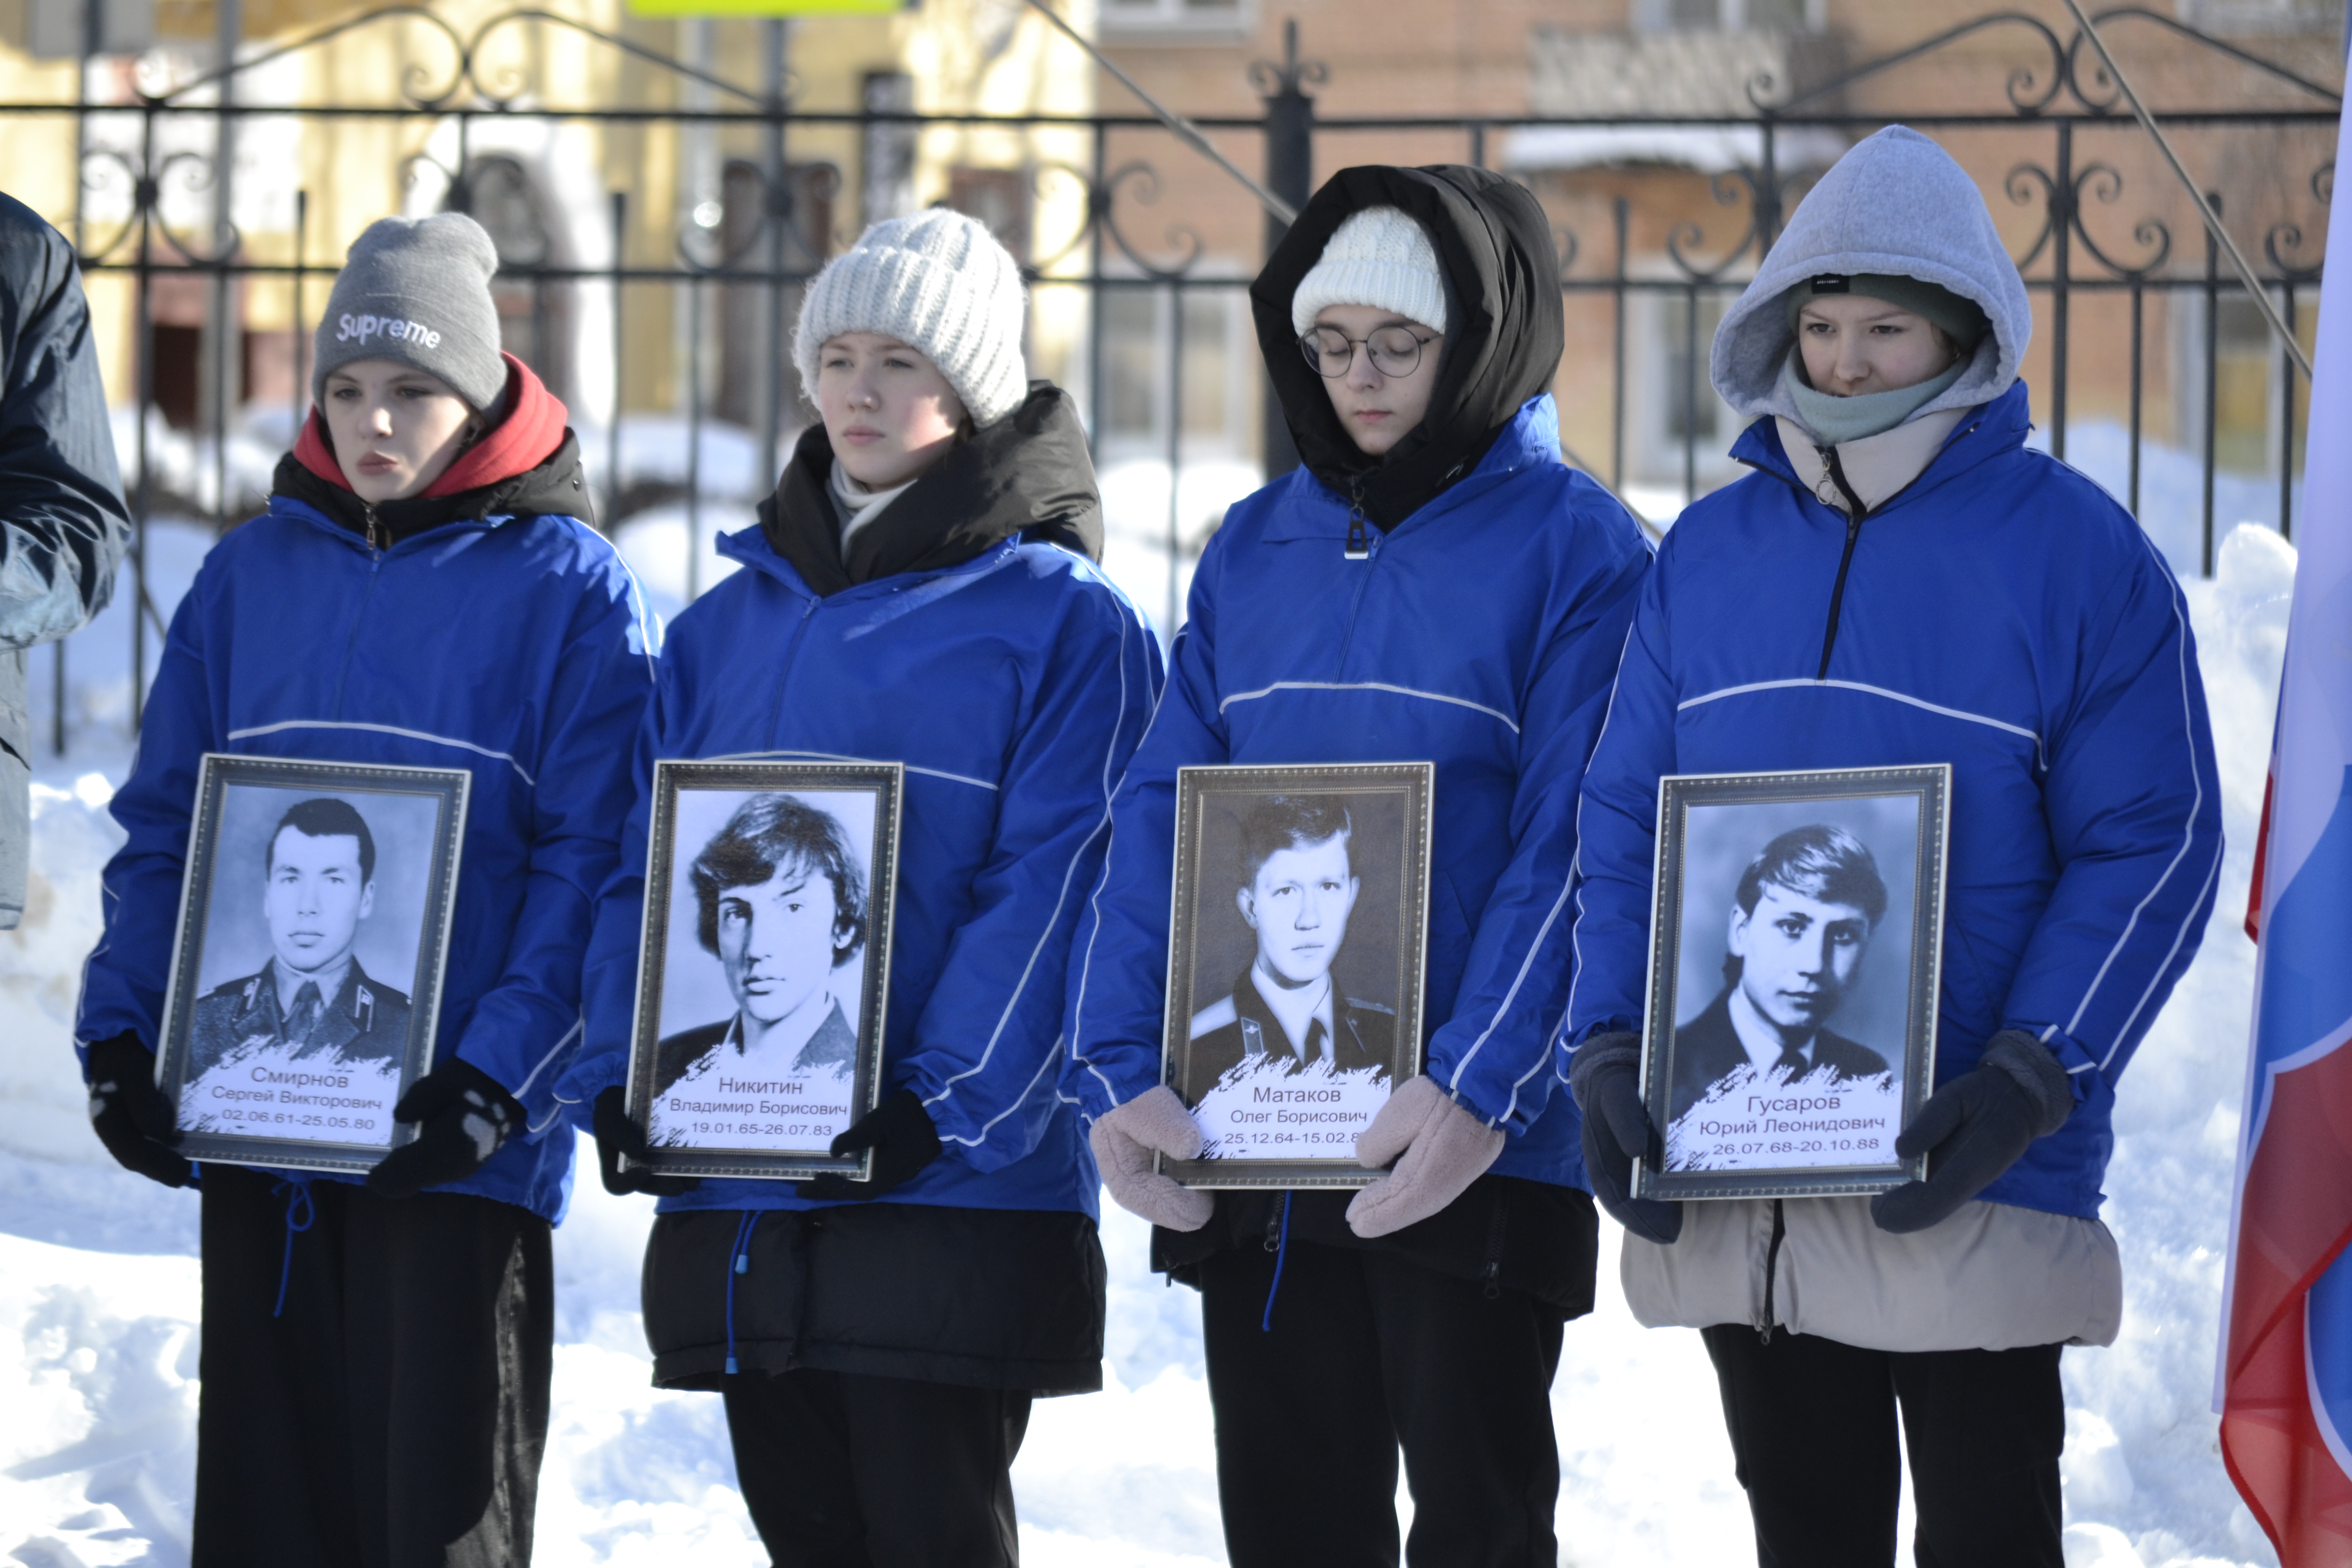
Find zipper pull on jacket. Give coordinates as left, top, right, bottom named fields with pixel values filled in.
left=1343, top=479, right=1370, bottom=562
left=1811, top=445, right=1871, bottom=680
left=363, top=503, right=382, bottom=552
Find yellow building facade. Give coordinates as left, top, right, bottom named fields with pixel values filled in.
left=0, top=0, right=1098, bottom=473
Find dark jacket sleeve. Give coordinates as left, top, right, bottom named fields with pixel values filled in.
left=0, top=193, right=129, bottom=653
left=75, top=563, right=217, bottom=1061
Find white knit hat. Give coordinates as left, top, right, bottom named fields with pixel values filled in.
left=792, top=209, right=1030, bottom=427
left=1290, top=206, right=1449, bottom=338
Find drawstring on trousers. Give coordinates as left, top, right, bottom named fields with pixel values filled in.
left=1260, top=1194, right=1293, bottom=1333
left=271, top=1180, right=314, bottom=1319
left=724, top=1211, right=763, bottom=1375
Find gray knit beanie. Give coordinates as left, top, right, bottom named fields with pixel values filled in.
left=313, top=213, right=507, bottom=413
left=792, top=209, right=1029, bottom=428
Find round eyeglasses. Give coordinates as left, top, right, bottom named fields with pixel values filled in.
left=1298, top=324, right=1437, bottom=379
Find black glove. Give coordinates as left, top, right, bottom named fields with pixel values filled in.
left=805, top=1089, right=941, bottom=1200
left=1567, top=1030, right=1682, bottom=1245
left=1871, top=1030, right=2074, bottom=1234
left=591, top=1086, right=700, bottom=1197
left=86, top=1032, right=192, bottom=1189
left=366, top=1058, right=524, bottom=1198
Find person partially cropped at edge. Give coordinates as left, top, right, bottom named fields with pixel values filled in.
left=76, top=213, right=655, bottom=1567
left=1563, top=127, right=2220, bottom=1568
left=559, top=209, right=1159, bottom=1567
left=1068, top=166, right=1649, bottom=1567
left=0, top=193, right=131, bottom=927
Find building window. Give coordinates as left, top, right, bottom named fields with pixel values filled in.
left=1101, top=289, right=1158, bottom=442
left=862, top=71, right=917, bottom=229
left=1099, top=0, right=1251, bottom=39
left=1095, top=281, right=1251, bottom=456
left=463, top=155, right=570, bottom=406
left=717, top=159, right=836, bottom=434
left=1662, top=292, right=1727, bottom=447
left=1633, top=0, right=1822, bottom=30
left=1632, top=287, right=1739, bottom=495
left=2175, top=0, right=2337, bottom=34
left=2183, top=291, right=2304, bottom=480
left=947, top=166, right=1034, bottom=267
left=2214, top=295, right=2275, bottom=474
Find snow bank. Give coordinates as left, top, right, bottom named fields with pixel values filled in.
left=2029, top=422, right=2297, bottom=584
left=0, top=522, right=2298, bottom=1566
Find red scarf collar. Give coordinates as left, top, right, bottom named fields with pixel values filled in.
left=291, top=352, right=568, bottom=499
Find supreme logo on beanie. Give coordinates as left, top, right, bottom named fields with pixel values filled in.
left=313, top=213, right=507, bottom=413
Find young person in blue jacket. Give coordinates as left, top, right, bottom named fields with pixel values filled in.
left=77, top=213, right=656, bottom=1566
left=561, top=209, right=1160, bottom=1566
left=1068, top=166, right=1650, bottom=1567
left=1565, top=127, right=2222, bottom=1567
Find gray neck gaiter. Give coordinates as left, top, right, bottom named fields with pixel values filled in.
left=1780, top=348, right=1967, bottom=447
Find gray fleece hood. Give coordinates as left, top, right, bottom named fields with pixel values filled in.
left=1711, top=126, right=2031, bottom=424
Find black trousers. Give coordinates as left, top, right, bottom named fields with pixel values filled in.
left=1199, top=1238, right=1567, bottom=1568
left=1701, top=1326, right=2066, bottom=1568
left=723, top=1368, right=1033, bottom=1568
left=191, top=1163, right=554, bottom=1568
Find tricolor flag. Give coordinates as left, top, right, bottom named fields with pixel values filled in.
left=2223, top=102, right=2352, bottom=1564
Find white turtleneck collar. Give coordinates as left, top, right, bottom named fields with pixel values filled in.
left=828, top=458, right=917, bottom=550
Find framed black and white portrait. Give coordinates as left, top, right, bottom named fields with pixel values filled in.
left=1157, top=763, right=1433, bottom=1189
left=1634, top=765, right=1950, bottom=1202
left=623, top=761, right=902, bottom=1181
left=155, top=755, right=469, bottom=1174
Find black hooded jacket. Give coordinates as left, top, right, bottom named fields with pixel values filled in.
left=1253, top=164, right=1566, bottom=532
left=0, top=193, right=131, bottom=931
left=761, top=380, right=1103, bottom=594
left=1147, top=167, right=1597, bottom=1313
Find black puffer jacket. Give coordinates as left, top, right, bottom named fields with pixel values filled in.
left=644, top=1205, right=1107, bottom=1393
left=760, top=380, right=1102, bottom=592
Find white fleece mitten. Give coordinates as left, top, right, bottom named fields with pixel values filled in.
left=1090, top=1086, right=1215, bottom=1232
left=1345, top=1076, right=1506, bottom=1239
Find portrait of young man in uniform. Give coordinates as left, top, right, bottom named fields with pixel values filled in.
left=1186, top=794, right=1395, bottom=1097
left=1668, top=823, right=1894, bottom=1127
left=188, top=796, right=411, bottom=1071
left=653, top=792, right=868, bottom=1103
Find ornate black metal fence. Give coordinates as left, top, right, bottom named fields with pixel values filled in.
left=0, top=3, right=2337, bottom=747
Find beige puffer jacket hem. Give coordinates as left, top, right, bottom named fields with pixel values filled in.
left=1621, top=1194, right=2121, bottom=1353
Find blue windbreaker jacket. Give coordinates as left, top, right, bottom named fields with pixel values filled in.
left=1564, top=381, right=2222, bottom=1219
left=77, top=476, right=657, bottom=1222
left=1067, top=396, right=1652, bottom=1187
left=556, top=524, right=1162, bottom=1219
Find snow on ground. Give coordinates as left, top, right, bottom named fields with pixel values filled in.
left=0, top=501, right=2300, bottom=1566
